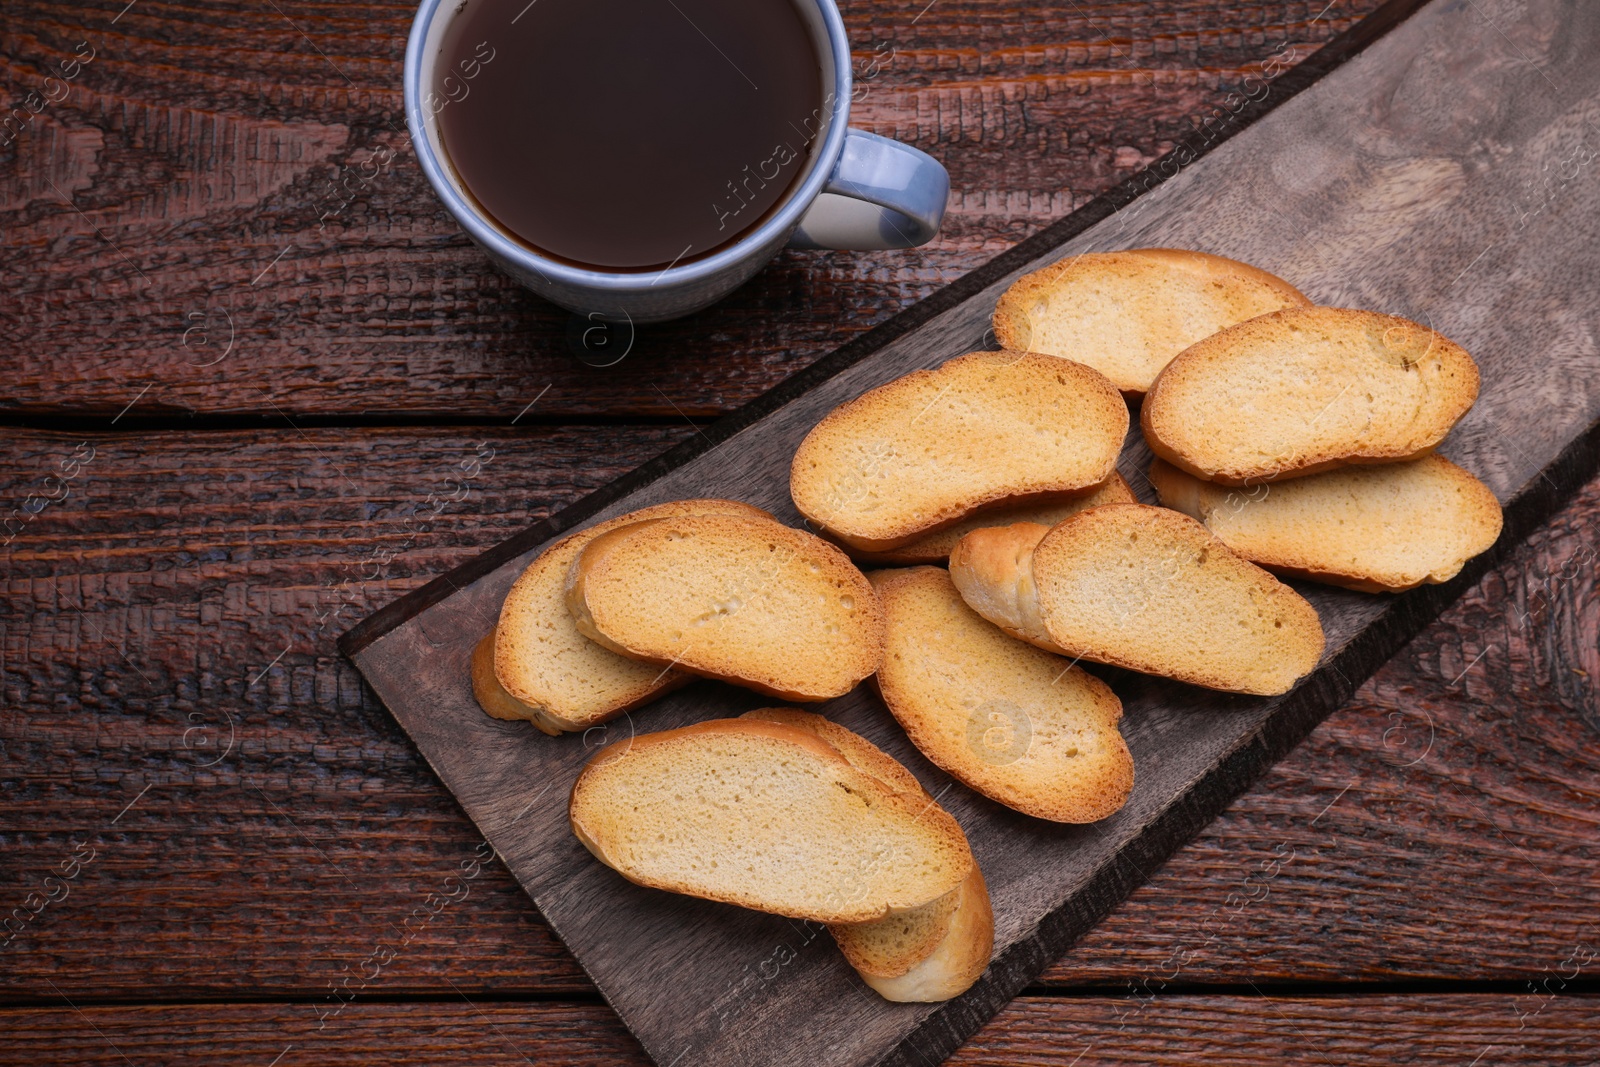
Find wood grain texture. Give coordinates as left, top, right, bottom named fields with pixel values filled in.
left=343, top=2, right=1600, bottom=1064
left=0, top=0, right=1379, bottom=419
left=3, top=995, right=1598, bottom=1066
left=0, top=426, right=689, bottom=999
left=3, top=1, right=1597, bottom=1064
left=1, top=427, right=1596, bottom=1007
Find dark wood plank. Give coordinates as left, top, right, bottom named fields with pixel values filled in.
left=1, top=426, right=1597, bottom=1006
left=0, top=425, right=687, bottom=997
left=4, top=995, right=1598, bottom=1066
left=957, top=995, right=1600, bottom=1065
left=0, top=0, right=1380, bottom=419
left=342, top=3, right=1600, bottom=1064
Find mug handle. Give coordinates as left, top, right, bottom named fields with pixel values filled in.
left=788, top=129, right=950, bottom=250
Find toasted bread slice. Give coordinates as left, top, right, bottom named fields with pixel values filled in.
left=830, top=887, right=961, bottom=981
left=790, top=350, right=1128, bottom=551
left=848, top=473, right=1138, bottom=565
left=950, top=504, right=1324, bottom=695
left=872, top=567, right=1133, bottom=823
left=740, top=708, right=925, bottom=796
left=1142, top=306, right=1480, bottom=485
left=566, top=514, right=884, bottom=701
left=568, top=718, right=975, bottom=923
left=947, top=522, right=1060, bottom=653
left=856, top=867, right=993, bottom=1002
left=1149, top=456, right=1503, bottom=593
left=741, top=709, right=993, bottom=999
left=474, top=499, right=772, bottom=735
left=992, top=249, right=1311, bottom=394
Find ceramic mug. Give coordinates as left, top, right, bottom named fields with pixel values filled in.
left=403, top=0, right=950, bottom=323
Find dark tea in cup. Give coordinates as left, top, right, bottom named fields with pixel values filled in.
left=433, top=0, right=824, bottom=271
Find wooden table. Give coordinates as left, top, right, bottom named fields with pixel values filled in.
left=3, top=1, right=1597, bottom=1063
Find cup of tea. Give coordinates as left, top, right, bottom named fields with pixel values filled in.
left=404, top=0, right=949, bottom=323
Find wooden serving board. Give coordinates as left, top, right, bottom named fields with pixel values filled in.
left=342, top=1, right=1600, bottom=1064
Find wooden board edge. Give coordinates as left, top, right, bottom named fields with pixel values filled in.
left=872, top=411, right=1600, bottom=1067
left=337, top=0, right=1431, bottom=659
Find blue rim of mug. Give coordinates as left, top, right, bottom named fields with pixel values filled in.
left=402, top=0, right=854, bottom=293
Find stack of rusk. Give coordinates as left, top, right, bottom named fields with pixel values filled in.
left=472, top=498, right=990, bottom=1001
left=469, top=248, right=1502, bottom=1006
left=991, top=250, right=1501, bottom=597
